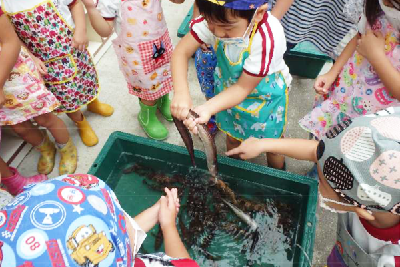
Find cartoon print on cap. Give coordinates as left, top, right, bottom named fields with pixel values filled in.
left=371, top=117, right=400, bottom=141
left=326, top=119, right=353, bottom=139
left=324, top=157, right=355, bottom=190
left=370, top=150, right=400, bottom=189
left=340, top=127, right=375, bottom=162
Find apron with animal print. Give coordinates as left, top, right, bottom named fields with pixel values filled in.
left=214, top=25, right=288, bottom=141
left=2, top=0, right=99, bottom=113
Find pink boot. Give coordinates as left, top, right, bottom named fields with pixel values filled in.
left=1, top=167, right=47, bottom=195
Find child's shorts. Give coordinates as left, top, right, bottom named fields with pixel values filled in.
left=194, top=47, right=217, bottom=99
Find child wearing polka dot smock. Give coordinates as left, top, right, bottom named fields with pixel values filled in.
left=81, top=0, right=184, bottom=141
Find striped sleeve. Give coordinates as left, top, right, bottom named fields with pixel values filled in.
left=190, top=16, right=213, bottom=45
left=96, top=0, right=120, bottom=20
left=243, top=14, right=275, bottom=77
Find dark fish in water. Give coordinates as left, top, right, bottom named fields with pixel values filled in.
left=173, top=110, right=218, bottom=181
left=122, top=165, right=136, bottom=174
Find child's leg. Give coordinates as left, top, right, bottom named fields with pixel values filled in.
left=266, top=152, right=285, bottom=170
left=33, top=113, right=69, bottom=144
left=0, top=157, right=47, bottom=195
left=11, top=120, right=57, bottom=174
left=0, top=157, right=13, bottom=178
left=34, top=113, right=77, bottom=175
left=139, top=98, right=168, bottom=140
left=226, top=135, right=242, bottom=159
left=10, top=120, right=44, bottom=146
left=67, top=110, right=98, bottom=147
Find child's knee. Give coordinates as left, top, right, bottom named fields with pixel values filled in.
left=11, top=121, right=32, bottom=135
left=34, top=113, right=56, bottom=127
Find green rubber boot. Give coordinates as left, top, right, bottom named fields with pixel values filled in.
left=138, top=100, right=168, bottom=140
left=157, top=93, right=173, bottom=122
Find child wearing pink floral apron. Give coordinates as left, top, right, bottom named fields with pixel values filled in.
left=299, top=9, right=400, bottom=140
left=0, top=7, right=78, bottom=193
left=82, top=0, right=181, bottom=140
left=1, top=0, right=115, bottom=147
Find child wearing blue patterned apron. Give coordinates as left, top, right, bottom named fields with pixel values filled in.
left=0, top=174, right=199, bottom=267
left=171, top=0, right=291, bottom=169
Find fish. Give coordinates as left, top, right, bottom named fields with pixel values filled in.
left=173, top=110, right=218, bottom=182
left=222, top=199, right=258, bottom=231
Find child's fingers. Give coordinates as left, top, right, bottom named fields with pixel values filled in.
left=225, top=147, right=240, bottom=156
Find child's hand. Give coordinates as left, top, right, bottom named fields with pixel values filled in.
left=80, top=0, right=96, bottom=8
left=314, top=72, right=336, bottom=95
left=225, top=137, right=263, bottom=159
left=31, top=56, right=47, bottom=75
left=159, top=188, right=180, bottom=230
left=0, top=89, right=6, bottom=108
left=171, top=94, right=192, bottom=121
left=356, top=30, right=385, bottom=61
left=72, top=29, right=88, bottom=51
left=183, top=105, right=211, bottom=134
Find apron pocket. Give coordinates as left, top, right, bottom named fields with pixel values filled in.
left=138, top=30, right=173, bottom=75
left=44, top=54, right=77, bottom=85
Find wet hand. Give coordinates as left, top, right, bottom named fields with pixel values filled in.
left=183, top=105, right=211, bottom=134
left=159, top=188, right=180, bottom=230
left=0, top=90, right=5, bottom=109
left=171, top=94, right=192, bottom=121
left=31, top=56, right=48, bottom=75
left=314, top=72, right=336, bottom=95
left=357, top=30, right=385, bottom=60
left=72, top=29, right=88, bottom=51
left=225, top=137, right=263, bottom=159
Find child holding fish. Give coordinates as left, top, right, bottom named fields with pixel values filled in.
left=0, top=172, right=199, bottom=267
left=81, top=0, right=184, bottom=141
left=227, top=107, right=400, bottom=266
left=171, top=0, right=291, bottom=170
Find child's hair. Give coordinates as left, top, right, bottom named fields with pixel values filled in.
left=195, top=0, right=256, bottom=24
left=364, top=0, right=382, bottom=26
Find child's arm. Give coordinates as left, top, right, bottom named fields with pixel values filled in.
left=133, top=200, right=161, bottom=232
left=159, top=188, right=190, bottom=259
left=80, top=0, right=114, bottom=37
left=271, top=0, right=294, bottom=20
left=226, top=137, right=319, bottom=162
left=314, top=34, right=358, bottom=95
left=185, top=73, right=263, bottom=134
left=357, top=30, right=400, bottom=100
left=0, top=14, right=21, bottom=108
left=171, top=33, right=201, bottom=120
left=70, top=0, right=89, bottom=51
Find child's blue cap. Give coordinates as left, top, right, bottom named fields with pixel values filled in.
left=205, top=0, right=268, bottom=10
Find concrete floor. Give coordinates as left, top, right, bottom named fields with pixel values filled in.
left=16, top=1, right=337, bottom=266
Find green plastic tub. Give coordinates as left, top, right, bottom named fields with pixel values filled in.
left=88, top=131, right=318, bottom=266
left=177, top=6, right=193, bottom=38
left=284, top=50, right=332, bottom=79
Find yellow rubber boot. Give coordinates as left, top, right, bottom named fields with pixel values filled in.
left=36, top=132, right=56, bottom=174
left=75, top=116, right=99, bottom=147
left=58, top=138, right=78, bottom=175
left=87, top=98, right=114, bottom=117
